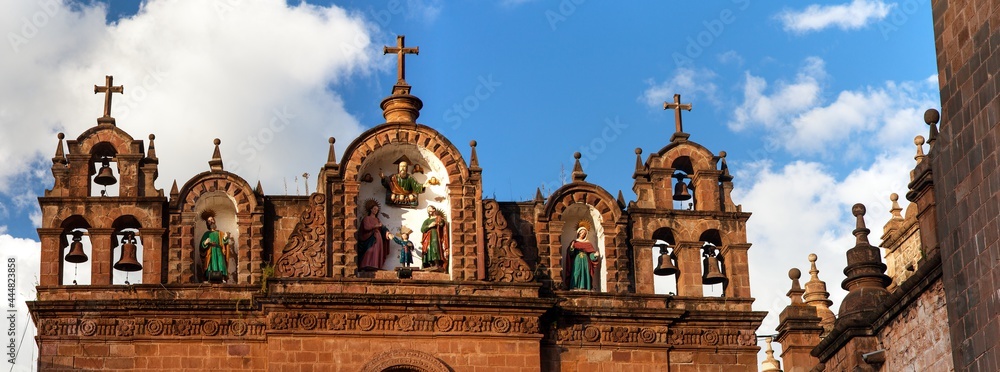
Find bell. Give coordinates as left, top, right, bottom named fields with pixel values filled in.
left=702, top=255, right=726, bottom=285
left=64, top=231, right=88, bottom=264
left=113, top=232, right=142, bottom=272
left=673, top=179, right=691, bottom=201
left=94, top=159, right=117, bottom=186
left=653, top=245, right=678, bottom=276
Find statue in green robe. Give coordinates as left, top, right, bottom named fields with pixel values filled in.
left=199, top=209, right=232, bottom=283
left=563, top=225, right=600, bottom=291
left=420, top=206, right=449, bottom=272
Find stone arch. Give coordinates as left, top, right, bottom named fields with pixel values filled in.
left=651, top=227, right=676, bottom=245
left=698, top=229, right=724, bottom=246
left=73, top=125, right=139, bottom=157
left=176, top=171, right=262, bottom=284
left=110, top=215, right=144, bottom=284
left=360, top=350, right=451, bottom=372
left=650, top=141, right=716, bottom=172
left=543, top=182, right=620, bottom=223
left=340, top=123, right=470, bottom=184
left=177, top=171, right=259, bottom=214
left=58, top=215, right=92, bottom=285
left=57, top=215, right=91, bottom=230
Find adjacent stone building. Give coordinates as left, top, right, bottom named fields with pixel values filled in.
left=28, top=37, right=768, bottom=371
left=771, top=2, right=1000, bottom=370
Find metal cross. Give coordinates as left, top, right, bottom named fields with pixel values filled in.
left=383, top=35, right=419, bottom=84
left=94, top=75, right=124, bottom=119
left=663, top=94, right=692, bottom=133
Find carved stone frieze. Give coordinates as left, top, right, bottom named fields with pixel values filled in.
left=268, top=311, right=539, bottom=336
left=483, top=199, right=534, bottom=283
left=275, top=193, right=327, bottom=277
left=38, top=317, right=266, bottom=339
left=551, top=324, right=757, bottom=347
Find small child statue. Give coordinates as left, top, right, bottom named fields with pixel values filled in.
left=389, top=226, right=416, bottom=268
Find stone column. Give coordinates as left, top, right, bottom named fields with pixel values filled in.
left=88, top=228, right=113, bottom=285
left=674, top=241, right=703, bottom=297
left=138, top=227, right=165, bottom=284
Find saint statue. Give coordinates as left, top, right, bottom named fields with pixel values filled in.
left=388, top=226, right=416, bottom=268
left=358, top=199, right=391, bottom=271
left=199, top=209, right=232, bottom=283
left=563, top=222, right=601, bottom=291
left=420, top=205, right=449, bottom=272
left=380, top=156, right=427, bottom=207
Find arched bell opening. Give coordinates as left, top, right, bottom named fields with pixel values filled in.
left=111, top=215, right=143, bottom=285
left=89, top=142, right=119, bottom=197
left=651, top=227, right=678, bottom=296
left=560, top=203, right=606, bottom=292
left=671, top=156, right=695, bottom=210
left=699, top=229, right=727, bottom=297
left=59, top=215, right=92, bottom=285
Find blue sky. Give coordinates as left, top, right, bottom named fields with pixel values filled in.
left=0, top=0, right=939, bottom=369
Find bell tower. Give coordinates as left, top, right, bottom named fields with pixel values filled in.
left=630, top=94, right=750, bottom=298
left=37, top=75, right=167, bottom=287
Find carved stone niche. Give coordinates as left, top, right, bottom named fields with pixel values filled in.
left=360, top=349, right=451, bottom=372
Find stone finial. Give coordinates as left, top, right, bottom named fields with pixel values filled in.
left=760, top=337, right=783, bottom=372
left=632, top=147, right=647, bottom=179
left=839, top=203, right=891, bottom=323
left=852, top=203, right=870, bottom=245
left=787, top=268, right=804, bottom=305
left=803, top=253, right=836, bottom=335
left=534, top=187, right=544, bottom=203
left=255, top=180, right=264, bottom=196
left=914, top=135, right=925, bottom=163
left=326, top=137, right=337, bottom=167
left=145, top=134, right=158, bottom=163
left=52, top=133, right=67, bottom=165
left=924, top=108, right=939, bottom=148
left=170, top=180, right=179, bottom=200
left=719, top=150, right=732, bottom=180
left=209, top=138, right=224, bottom=172
left=889, top=193, right=903, bottom=220
left=571, top=152, right=587, bottom=182
left=469, top=140, right=481, bottom=171
left=616, top=190, right=626, bottom=210
left=884, top=193, right=904, bottom=236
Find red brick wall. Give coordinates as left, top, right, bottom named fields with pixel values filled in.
left=39, top=341, right=268, bottom=371
left=931, top=1, right=1000, bottom=370
left=267, top=336, right=540, bottom=371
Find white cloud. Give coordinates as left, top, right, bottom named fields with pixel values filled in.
left=778, top=0, right=895, bottom=34
left=0, top=0, right=379, bottom=202
left=729, top=57, right=936, bottom=157
left=0, top=234, right=41, bottom=371
left=730, top=57, right=825, bottom=131
left=640, top=67, right=719, bottom=108
left=717, top=50, right=745, bottom=67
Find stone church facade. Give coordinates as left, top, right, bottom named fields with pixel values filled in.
left=29, top=38, right=766, bottom=370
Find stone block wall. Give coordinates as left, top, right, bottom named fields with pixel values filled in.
left=878, top=279, right=954, bottom=371
left=931, top=1, right=1000, bottom=370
